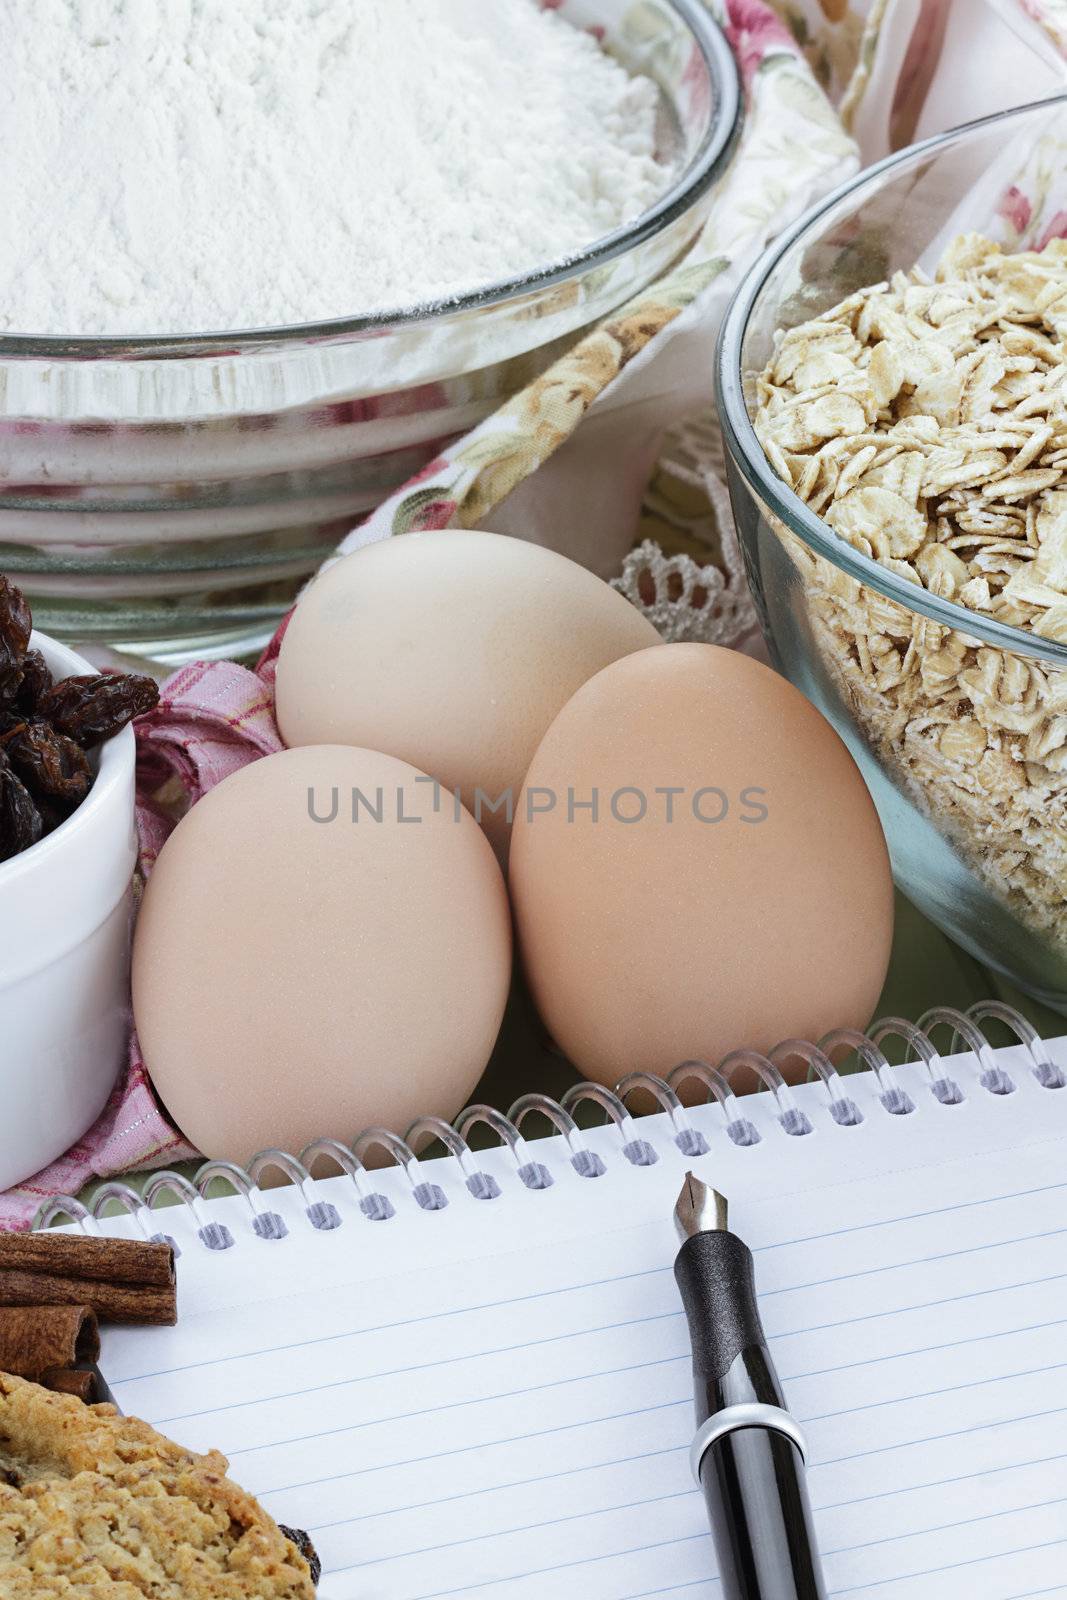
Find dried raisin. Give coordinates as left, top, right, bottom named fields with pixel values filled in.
left=37, top=672, right=159, bottom=749
left=14, top=648, right=53, bottom=714
left=279, top=1528, right=322, bottom=1587
left=0, top=575, right=164, bottom=864
left=7, top=721, right=93, bottom=805
left=0, top=578, right=31, bottom=704
left=0, top=753, right=43, bottom=862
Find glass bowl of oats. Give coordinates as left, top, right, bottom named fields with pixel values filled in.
left=717, top=97, right=1067, bottom=1011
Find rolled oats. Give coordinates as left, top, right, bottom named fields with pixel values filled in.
left=754, top=233, right=1067, bottom=953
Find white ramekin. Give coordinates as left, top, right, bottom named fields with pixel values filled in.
left=0, top=633, right=138, bottom=1189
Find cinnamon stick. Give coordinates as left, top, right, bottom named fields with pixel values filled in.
left=0, top=1234, right=174, bottom=1289
left=0, top=1304, right=99, bottom=1380
left=0, top=1270, right=175, bottom=1325
left=40, top=1367, right=99, bottom=1404
left=0, top=1234, right=176, bottom=1326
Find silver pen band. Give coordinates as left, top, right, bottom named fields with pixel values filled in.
left=689, top=1402, right=808, bottom=1483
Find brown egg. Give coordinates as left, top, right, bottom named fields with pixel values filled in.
left=274, top=529, right=661, bottom=858
left=132, top=745, right=511, bottom=1163
left=509, top=644, right=893, bottom=1086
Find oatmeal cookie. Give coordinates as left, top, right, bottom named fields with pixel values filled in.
left=0, top=1373, right=315, bottom=1597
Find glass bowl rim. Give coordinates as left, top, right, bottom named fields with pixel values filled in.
left=716, top=93, right=1067, bottom=669
left=0, top=0, right=740, bottom=359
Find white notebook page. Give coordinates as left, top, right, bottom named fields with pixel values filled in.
left=95, top=1038, right=1067, bottom=1600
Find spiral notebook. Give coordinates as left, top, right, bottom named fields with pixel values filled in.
left=45, top=1009, right=1067, bottom=1600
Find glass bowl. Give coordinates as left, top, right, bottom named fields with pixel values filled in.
left=1, top=0, right=739, bottom=668
left=717, top=97, right=1067, bottom=1012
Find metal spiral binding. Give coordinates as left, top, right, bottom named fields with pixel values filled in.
left=32, top=1004, right=1062, bottom=1246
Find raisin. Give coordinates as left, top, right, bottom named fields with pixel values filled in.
left=279, top=1527, right=321, bottom=1587
left=0, top=575, right=159, bottom=863
left=0, top=753, right=43, bottom=862
left=0, top=578, right=31, bottom=704
left=14, top=648, right=53, bottom=714
left=37, top=672, right=159, bottom=749
left=35, top=794, right=79, bottom=835
left=7, top=720, right=93, bottom=805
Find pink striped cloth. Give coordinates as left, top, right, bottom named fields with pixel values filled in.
left=0, top=658, right=285, bottom=1228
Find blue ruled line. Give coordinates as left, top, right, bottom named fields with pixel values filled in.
left=227, top=1349, right=1067, bottom=1463
left=283, top=1437, right=1067, bottom=1541
left=226, top=1354, right=690, bottom=1458
left=112, top=1177, right=1067, bottom=1386
left=758, top=1176, right=1067, bottom=1255
left=287, top=1442, right=689, bottom=1530
left=153, top=1307, right=685, bottom=1426
left=322, top=1487, right=703, bottom=1566
left=331, top=1517, right=1067, bottom=1595
left=153, top=1292, right=1067, bottom=1431
left=813, top=1400, right=1067, bottom=1470
left=339, top=1529, right=715, bottom=1589
left=113, top=1263, right=672, bottom=1384
left=829, top=1533, right=1067, bottom=1594
left=824, top=1491, right=1067, bottom=1559
left=302, top=1473, right=1067, bottom=1572
left=617, top=1586, right=717, bottom=1600
left=260, top=1318, right=1067, bottom=1519
left=616, top=1587, right=715, bottom=1600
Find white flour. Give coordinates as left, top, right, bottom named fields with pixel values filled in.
left=1, top=0, right=673, bottom=338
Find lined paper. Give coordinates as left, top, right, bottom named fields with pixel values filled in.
left=98, top=1041, right=1067, bottom=1600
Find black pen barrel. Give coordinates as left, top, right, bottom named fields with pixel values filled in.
left=698, top=1426, right=826, bottom=1600
left=674, top=1224, right=828, bottom=1600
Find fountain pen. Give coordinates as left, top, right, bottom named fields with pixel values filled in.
left=673, top=1173, right=827, bottom=1600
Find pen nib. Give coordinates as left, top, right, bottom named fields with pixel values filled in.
left=674, top=1172, right=728, bottom=1242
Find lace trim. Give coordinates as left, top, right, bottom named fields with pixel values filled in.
left=613, top=411, right=759, bottom=649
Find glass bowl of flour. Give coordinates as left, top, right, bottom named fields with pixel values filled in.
left=0, top=0, right=739, bottom=665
